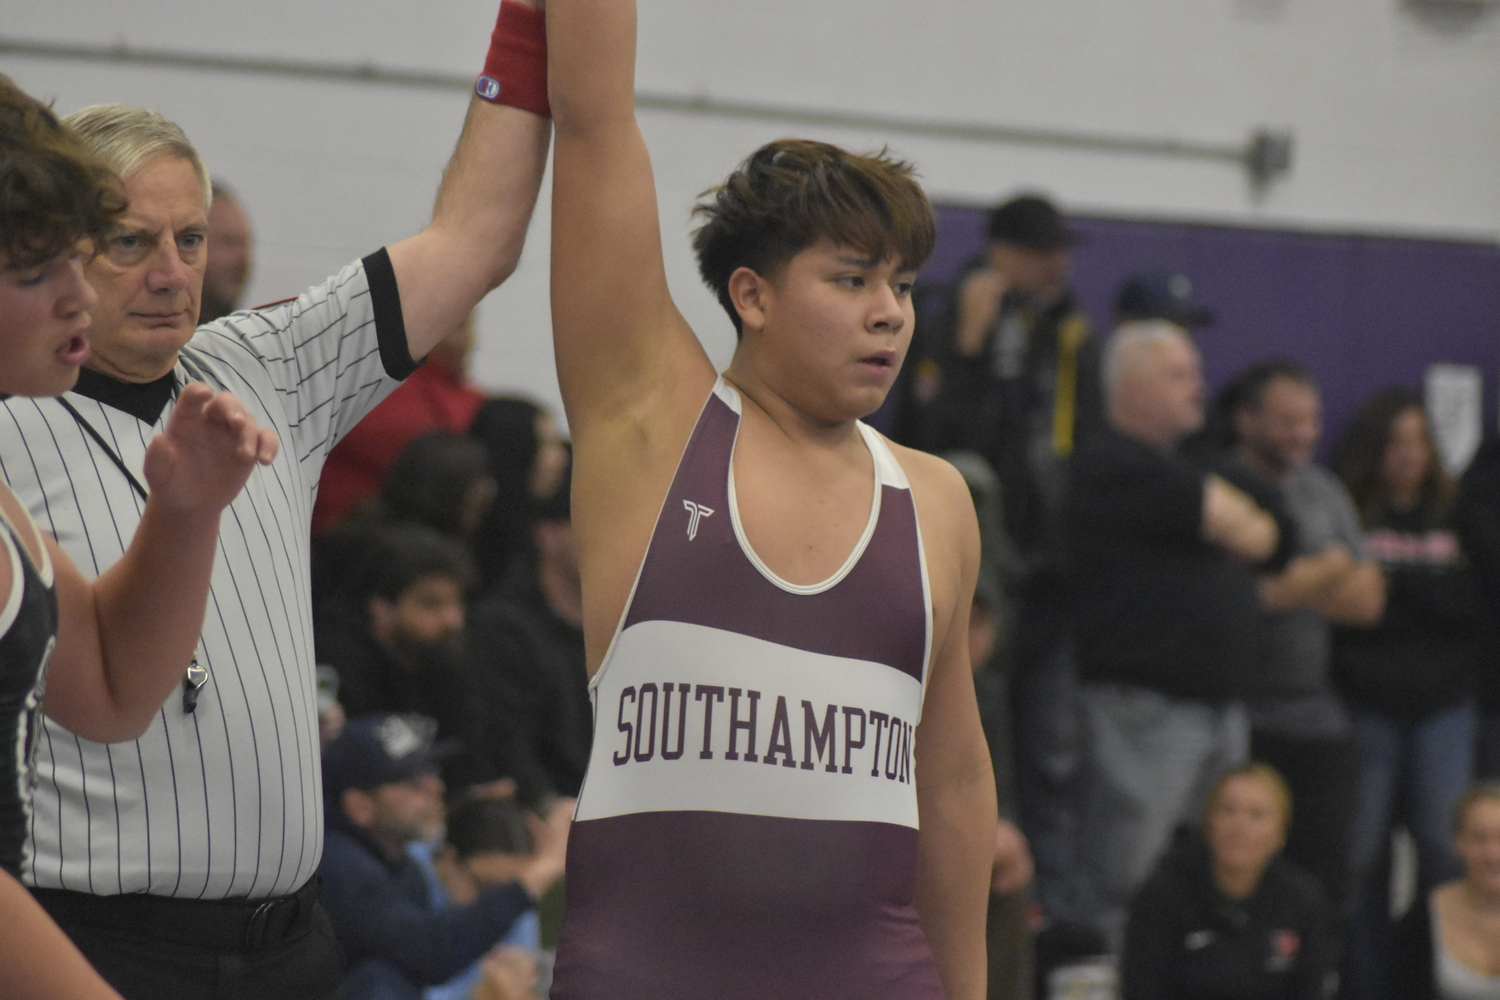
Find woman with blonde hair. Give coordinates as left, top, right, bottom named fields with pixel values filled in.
left=1122, top=763, right=1333, bottom=1000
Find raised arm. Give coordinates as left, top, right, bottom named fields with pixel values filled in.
left=545, top=0, right=714, bottom=436
left=42, top=383, right=277, bottom=742
left=545, top=0, right=719, bottom=669
left=909, top=453, right=996, bottom=1000
left=385, top=0, right=553, bottom=361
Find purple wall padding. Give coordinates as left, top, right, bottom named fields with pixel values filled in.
left=921, top=205, right=1500, bottom=458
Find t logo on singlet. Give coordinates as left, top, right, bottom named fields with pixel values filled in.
left=682, top=500, right=714, bottom=541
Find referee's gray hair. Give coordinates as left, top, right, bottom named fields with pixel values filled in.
left=1101, top=319, right=1190, bottom=410
left=62, top=104, right=211, bottom=216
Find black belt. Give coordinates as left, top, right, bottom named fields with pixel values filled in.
left=31, top=877, right=321, bottom=952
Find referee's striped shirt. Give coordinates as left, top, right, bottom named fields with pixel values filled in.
left=0, top=251, right=416, bottom=899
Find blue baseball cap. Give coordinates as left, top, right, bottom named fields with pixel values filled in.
left=1114, top=269, right=1214, bottom=328
left=322, top=713, right=447, bottom=803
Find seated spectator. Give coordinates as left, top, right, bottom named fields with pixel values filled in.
left=409, top=795, right=548, bottom=1000
left=381, top=431, right=499, bottom=542
left=319, top=714, right=568, bottom=1000
left=1392, top=784, right=1500, bottom=999
left=313, top=314, right=488, bottom=534
left=468, top=460, right=591, bottom=799
left=1121, top=763, right=1333, bottom=1000
left=315, top=523, right=476, bottom=744
left=313, top=522, right=549, bottom=799
left=468, top=397, right=569, bottom=590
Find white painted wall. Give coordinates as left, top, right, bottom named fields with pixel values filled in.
left=6, top=0, right=1498, bottom=417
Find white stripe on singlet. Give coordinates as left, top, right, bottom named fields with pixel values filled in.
left=0, top=257, right=405, bottom=898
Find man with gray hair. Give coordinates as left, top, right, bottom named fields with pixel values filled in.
left=1061, top=321, right=1294, bottom=950
left=0, top=2, right=553, bottom=994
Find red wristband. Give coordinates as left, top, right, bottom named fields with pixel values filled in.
left=475, top=0, right=549, bottom=118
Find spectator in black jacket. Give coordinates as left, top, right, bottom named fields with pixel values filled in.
left=314, top=523, right=553, bottom=803
left=1332, top=387, right=1483, bottom=1000
left=315, top=524, right=477, bottom=762
left=895, top=197, right=1098, bottom=931
left=467, top=460, right=592, bottom=799
left=1065, top=320, right=1295, bottom=950
left=1455, top=439, right=1500, bottom=778
left=468, top=397, right=570, bottom=591
left=1122, top=763, right=1332, bottom=1000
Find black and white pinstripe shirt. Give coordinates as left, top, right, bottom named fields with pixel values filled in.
left=0, top=251, right=416, bottom=899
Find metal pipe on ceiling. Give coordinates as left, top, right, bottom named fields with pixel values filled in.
left=0, top=35, right=1293, bottom=187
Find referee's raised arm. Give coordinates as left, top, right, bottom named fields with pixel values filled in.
left=385, top=0, right=552, bottom=363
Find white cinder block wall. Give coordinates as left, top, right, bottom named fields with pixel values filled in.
left=5, top=0, right=1498, bottom=419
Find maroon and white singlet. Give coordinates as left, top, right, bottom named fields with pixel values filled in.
left=551, top=380, right=943, bottom=999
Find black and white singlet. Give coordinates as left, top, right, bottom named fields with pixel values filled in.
left=0, top=499, right=56, bottom=878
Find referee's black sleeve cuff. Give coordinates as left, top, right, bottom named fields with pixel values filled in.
left=363, top=248, right=421, bottom=382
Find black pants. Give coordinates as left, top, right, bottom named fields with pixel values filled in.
left=1250, top=727, right=1359, bottom=912
left=987, top=886, right=1034, bottom=1000
left=32, top=882, right=344, bottom=1000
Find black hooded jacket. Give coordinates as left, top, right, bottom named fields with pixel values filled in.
left=1121, top=833, right=1332, bottom=1000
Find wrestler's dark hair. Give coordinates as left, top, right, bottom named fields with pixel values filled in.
left=0, top=75, right=125, bottom=269
left=691, top=139, right=936, bottom=337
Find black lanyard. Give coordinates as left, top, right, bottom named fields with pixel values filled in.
left=55, top=396, right=151, bottom=501
left=54, top=389, right=210, bottom=714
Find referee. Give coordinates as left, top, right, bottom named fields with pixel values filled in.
left=0, top=2, right=552, bottom=995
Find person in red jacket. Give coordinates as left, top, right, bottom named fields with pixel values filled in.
left=313, top=313, right=488, bottom=534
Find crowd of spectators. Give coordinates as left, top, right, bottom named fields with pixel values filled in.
left=28, top=134, right=1489, bottom=996
left=306, top=343, right=587, bottom=998
left=298, top=186, right=1499, bottom=1000
left=7, top=61, right=1493, bottom=997
left=884, top=191, right=1500, bottom=1000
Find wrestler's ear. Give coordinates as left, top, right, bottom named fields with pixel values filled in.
left=728, top=266, right=770, bottom=336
